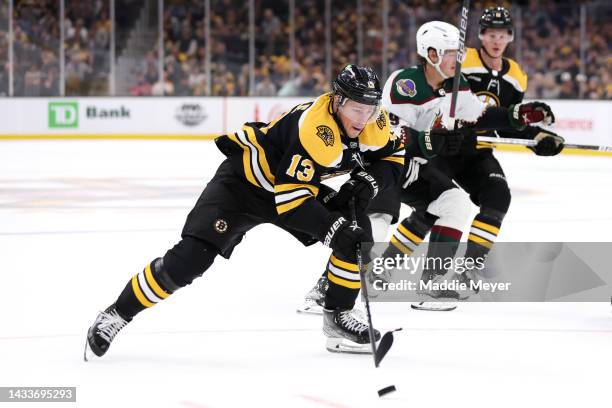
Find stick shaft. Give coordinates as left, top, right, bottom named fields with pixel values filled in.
left=349, top=199, right=379, bottom=366
left=449, top=0, right=471, bottom=125
left=477, top=136, right=612, bottom=152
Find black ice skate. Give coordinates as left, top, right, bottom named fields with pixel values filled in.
left=411, top=270, right=459, bottom=312
left=296, top=274, right=328, bottom=315
left=84, top=304, right=131, bottom=361
left=323, top=308, right=380, bottom=354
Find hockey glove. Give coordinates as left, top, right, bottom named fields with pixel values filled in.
left=321, top=213, right=373, bottom=262
left=509, top=102, right=555, bottom=129
left=332, top=171, right=379, bottom=214
left=420, top=128, right=464, bottom=157
left=459, top=129, right=479, bottom=155
left=528, top=128, right=565, bottom=156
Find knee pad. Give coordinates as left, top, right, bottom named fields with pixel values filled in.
left=368, top=212, right=393, bottom=242
left=426, top=188, right=472, bottom=231
left=162, top=236, right=218, bottom=287
left=479, top=177, right=511, bottom=214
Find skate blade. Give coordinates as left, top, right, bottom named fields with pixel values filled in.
left=411, top=301, right=457, bottom=312
left=296, top=299, right=324, bottom=315
left=296, top=306, right=324, bottom=315
left=325, top=337, right=372, bottom=354
left=83, top=338, right=94, bottom=362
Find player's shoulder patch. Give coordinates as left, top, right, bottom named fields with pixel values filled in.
left=298, top=93, right=342, bottom=167
left=504, top=57, right=528, bottom=92
left=359, top=109, right=392, bottom=151
left=389, top=66, right=434, bottom=105
left=462, top=47, right=482, bottom=69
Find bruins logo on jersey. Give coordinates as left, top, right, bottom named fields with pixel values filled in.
left=376, top=112, right=386, bottom=130
left=316, top=125, right=335, bottom=147
left=476, top=91, right=500, bottom=107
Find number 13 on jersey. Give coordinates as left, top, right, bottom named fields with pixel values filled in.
left=286, top=154, right=315, bottom=182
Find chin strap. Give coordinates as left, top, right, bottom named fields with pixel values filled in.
left=425, top=53, right=449, bottom=80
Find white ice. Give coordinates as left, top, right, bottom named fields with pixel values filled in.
left=1, top=140, right=611, bottom=408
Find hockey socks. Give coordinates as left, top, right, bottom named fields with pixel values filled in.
left=116, top=258, right=179, bottom=319
left=387, top=212, right=433, bottom=257
left=466, top=209, right=503, bottom=262
left=324, top=254, right=361, bottom=310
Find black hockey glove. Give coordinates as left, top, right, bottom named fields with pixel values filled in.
left=528, top=127, right=565, bottom=156
left=459, top=129, right=478, bottom=155
left=332, top=171, right=379, bottom=214
left=420, top=128, right=464, bottom=157
left=321, top=213, right=373, bottom=262
left=509, top=102, right=555, bottom=129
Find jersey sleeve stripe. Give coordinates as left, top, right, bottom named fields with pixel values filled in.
left=275, top=189, right=313, bottom=205
left=382, top=156, right=405, bottom=165
left=274, top=183, right=319, bottom=196
left=276, top=195, right=312, bottom=215
left=227, top=132, right=261, bottom=188
left=243, top=126, right=276, bottom=184
left=234, top=130, right=274, bottom=192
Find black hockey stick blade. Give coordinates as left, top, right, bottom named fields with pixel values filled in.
left=374, top=328, right=402, bottom=367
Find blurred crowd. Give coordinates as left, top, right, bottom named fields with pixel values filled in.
left=0, top=0, right=609, bottom=99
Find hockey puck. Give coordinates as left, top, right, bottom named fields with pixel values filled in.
left=377, top=385, right=396, bottom=397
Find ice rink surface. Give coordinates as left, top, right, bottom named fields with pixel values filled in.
left=1, top=140, right=611, bottom=408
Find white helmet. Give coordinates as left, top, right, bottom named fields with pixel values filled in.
left=416, top=21, right=460, bottom=79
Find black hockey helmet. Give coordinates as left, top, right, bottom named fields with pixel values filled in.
left=479, top=6, right=514, bottom=36
left=332, top=65, right=382, bottom=106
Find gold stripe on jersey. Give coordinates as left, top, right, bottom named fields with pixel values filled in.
left=227, top=129, right=275, bottom=192
left=274, top=183, right=319, bottom=196
left=298, top=93, right=343, bottom=168
left=227, top=132, right=259, bottom=188
left=276, top=195, right=312, bottom=215
left=504, top=58, right=528, bottom=93
left=274, top=183, right=319, bottom=215
left=243, top=126, right=276, bottom=185
left=358, top=109, right=393, bottom=151
left=462, top=48, right=487, bottom=73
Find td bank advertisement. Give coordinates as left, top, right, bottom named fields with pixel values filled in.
left=0, top=98, right=225, bottom=137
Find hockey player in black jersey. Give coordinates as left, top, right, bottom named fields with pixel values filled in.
left=84, top=65, right=404, bottom=359
left=298, top=14, right=564, bottom=313
left=385, top=7, right=566, bottom=309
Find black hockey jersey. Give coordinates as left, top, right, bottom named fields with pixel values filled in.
left=462, top=47, right=528, bottom=148
left=215, top=92, right=404, bottom=239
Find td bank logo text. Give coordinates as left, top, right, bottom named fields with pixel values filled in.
left=48, top=102, right=79, bottom=128
left=48, top=102, right=131, bottom=129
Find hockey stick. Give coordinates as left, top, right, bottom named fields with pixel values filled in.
left=349, top=198, right=400, bottom=367
left=448, top=0, right=471, bottom=129
left=476, top=136, right=612, bottom=152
